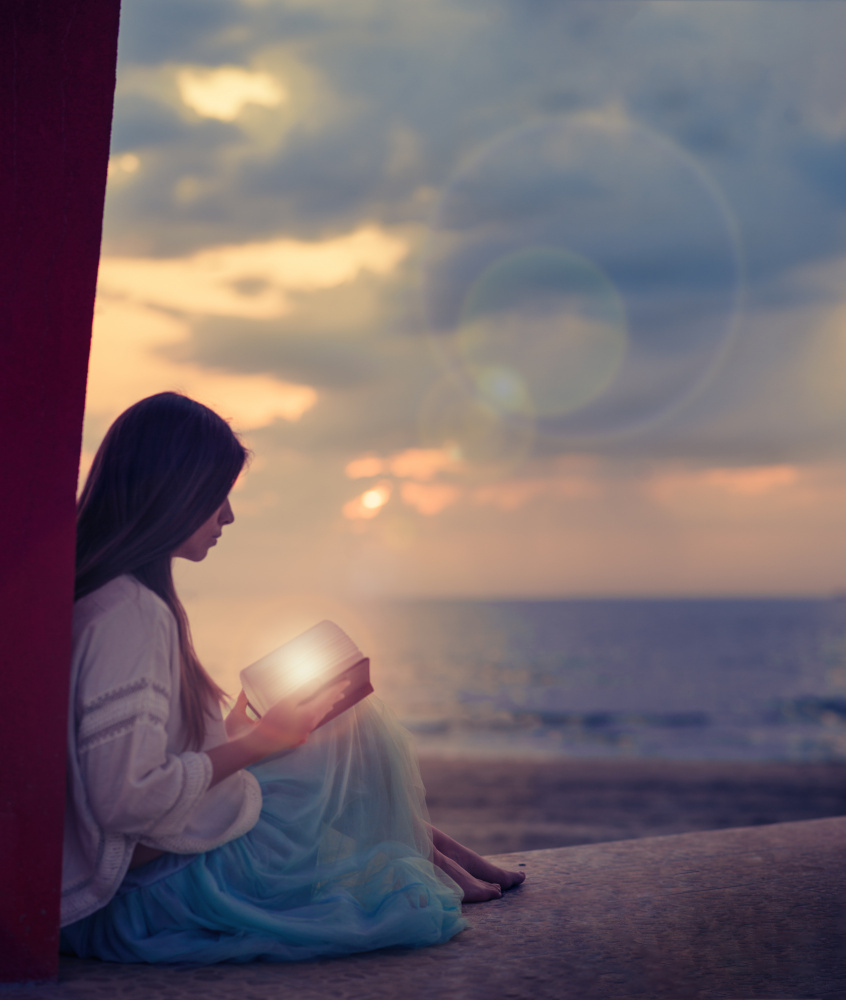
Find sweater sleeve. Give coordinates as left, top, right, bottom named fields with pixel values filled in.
left=74, top=590, right=213, bottom=840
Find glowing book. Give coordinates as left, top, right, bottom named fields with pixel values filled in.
left=240, top=620, right=373, bottom=728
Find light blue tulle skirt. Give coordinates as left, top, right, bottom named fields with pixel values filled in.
left=61, top=698, right=466, bottom=963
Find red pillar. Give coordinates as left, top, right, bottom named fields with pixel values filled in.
left=0, top=0, right=120, bottom=982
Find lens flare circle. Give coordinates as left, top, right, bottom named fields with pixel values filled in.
left=457, top=246, right=627, bottom=419
left=424, top=113, right=744, bottom=443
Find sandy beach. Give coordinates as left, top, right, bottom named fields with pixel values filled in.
left=419, top=755, right=846, bottom=856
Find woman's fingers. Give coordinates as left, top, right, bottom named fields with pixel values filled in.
left=224, top=689, right=256, bottom=739
left=253, top=677, right=354, bottom=754
left=231, top=691, right=250, bottom=719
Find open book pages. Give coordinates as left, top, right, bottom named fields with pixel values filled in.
left=240, top=620, right=367, bottom=719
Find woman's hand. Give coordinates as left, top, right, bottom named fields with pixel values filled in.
left=206, top=677, right=351, bottom=787
left=245, top=677, right=351, bottom=759
left=224, top=690, right=256, bottom=740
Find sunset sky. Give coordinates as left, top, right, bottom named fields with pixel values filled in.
left=82, top=0, right=846, bottom=680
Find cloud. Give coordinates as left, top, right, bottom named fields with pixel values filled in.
left=183, top=318, right=385, bottom=389
left=109, top=93, right=196, bottom=153
left=115, top=0, right=250, bottom=66
left=422, top=108, right=745, bottom=441
left=85, top=0, right=846, bottom=602
left=399, top=481, right=460, bottom=516
left=177, top=66, right=287, bottom=121
left=97, top=226, right=408, bottom=319
left=107, top=153, right=141, bottom=180
left=701, top=466, right=799, bottom=496
left=343, top=447, right=464, bottom=516
left=338, top=446, right=602, bottom=524
left=83, top=297, right=317, bottom=441
left=345, top=454, right=385, bottom=478
left=239, top=450, right=846, bottom=599
left=109, top=0, right=846, bottom=267
left=647, top=465, right=802, bottom=509
left=240, top=117, right=401, bottom=230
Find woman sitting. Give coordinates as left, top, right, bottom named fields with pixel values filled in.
left=61, top=392, right=524, bottom=964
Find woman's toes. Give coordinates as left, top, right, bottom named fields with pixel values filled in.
left=462, top=879, right=501, bottom=903
left=433, top=849, right=503, bottom=904
left=500, top=869, right=526, bottom=890
left=480, top=864, right=526, bottom=890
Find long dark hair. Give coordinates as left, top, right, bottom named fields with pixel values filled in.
left=76, top=392, right=249, bottom=749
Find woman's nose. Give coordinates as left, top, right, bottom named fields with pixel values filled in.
left=220, top=498, right=235, bottom=525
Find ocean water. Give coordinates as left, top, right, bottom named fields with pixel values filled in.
left=354, top=598, right=846, bottom=761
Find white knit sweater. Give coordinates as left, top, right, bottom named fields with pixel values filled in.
left=61, top=575, right=262, bottom=926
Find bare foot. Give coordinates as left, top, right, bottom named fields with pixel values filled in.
left=430, top=826, right=526, bottom=891
left=433, top=847, right=502, bottom=903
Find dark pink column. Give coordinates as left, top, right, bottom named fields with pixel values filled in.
left=0, top=0, right=120, bottom=982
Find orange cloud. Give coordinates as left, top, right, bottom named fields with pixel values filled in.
left=345, top=455, right=387, bottom=479
left=701, top=465, right=799, bottom=495
left=97, top=226, right=408, bottom=320
left=400, top=481, right=461, bottom=516
left=341, top=448, right=603, bottom=519
left=469, top=458, right=600, bottom=511
left=345, top=447, right=460, bottom=483
left=471, top=481, right=544, bottom=511
left=388, top=448, right=459, bottom=481
left=649, top=464, right=800, bottom=505
left=85, top=298, right=316, bottom=432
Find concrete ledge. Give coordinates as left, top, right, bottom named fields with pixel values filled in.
left=4, top=817, right=846, bottom=1000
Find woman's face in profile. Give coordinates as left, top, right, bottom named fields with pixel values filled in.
left=173, top=497, right=234, bottom=562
